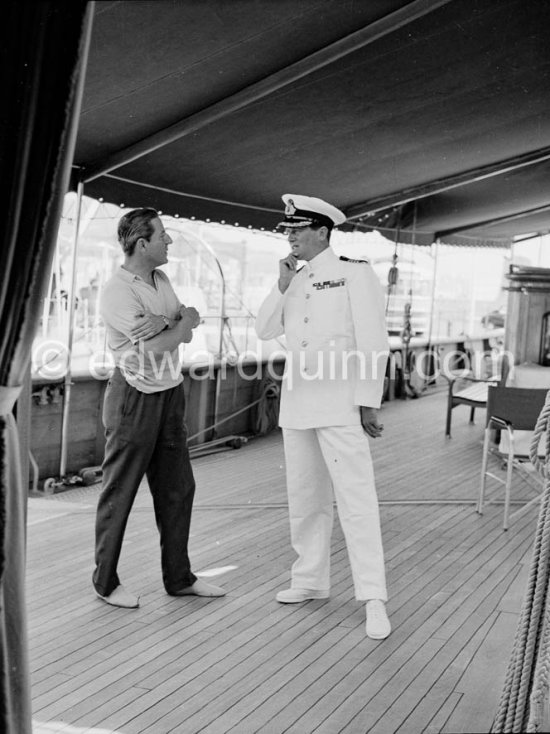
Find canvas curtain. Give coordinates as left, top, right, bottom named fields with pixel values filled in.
left=0, top=2, right=92, bottom=731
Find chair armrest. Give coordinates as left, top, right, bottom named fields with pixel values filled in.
left=443, top=372, right=497, bottom=396
left=441, top=373, right=456, bottom=393
left=488, top=416, right=510, bottom=431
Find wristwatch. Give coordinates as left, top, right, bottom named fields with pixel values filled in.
left=161, top=315, right=170, bottom=330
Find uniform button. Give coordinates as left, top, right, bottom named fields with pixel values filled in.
left=301, top=340, right=308, bottom=347
left=305, top=293, right=311, bottom=299
left=309, top=273, right=314, bottom=278
left=304, top=317, right=309, bottom=323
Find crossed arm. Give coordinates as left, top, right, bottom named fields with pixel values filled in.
left=130, top=304, right=201, bottom=353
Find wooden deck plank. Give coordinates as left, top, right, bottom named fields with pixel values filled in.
left=31, top=526, right=293, bottom=713
left=274, top=521, right=533, bottom=734
left=421, top=692, right=463, bottom=734
left=443, top=611, right=519, bottom=733
left=353, top=579, right=517, bottom=734
left=27, top=388, right=544, bottom=733
left=62, top=506, right=532, bottom=734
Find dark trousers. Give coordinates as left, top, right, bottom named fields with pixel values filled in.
left=93, top=368, right=197, bottom=596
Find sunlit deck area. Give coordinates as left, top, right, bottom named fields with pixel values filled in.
left=27, top=387, right=540, bottom=734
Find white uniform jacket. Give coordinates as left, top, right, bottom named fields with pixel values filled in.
left=255, top=247, right=390, bottom=429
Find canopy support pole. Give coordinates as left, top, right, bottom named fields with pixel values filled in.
left=427, top=238, right=440, bottom=346
left=58, top=186, right=101, bottom=478
left=59, top=181, right=85, bottom=477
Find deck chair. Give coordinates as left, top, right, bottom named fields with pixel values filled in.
left=478, top=386, right=549, bottom=530
left=444, top=351, right=509, bottom=438
left=445, top=377, right=495, bottom=437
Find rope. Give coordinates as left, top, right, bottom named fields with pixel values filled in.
left=187, top=375, right=281, bottom=442
left=187, top=397, right=263, bottom=442
left=253, top=374, right=281, bottom=435
left=493, top=389, right=550, bottom=733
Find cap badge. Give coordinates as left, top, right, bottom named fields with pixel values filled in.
left=285, top=199, right=297, bottom=216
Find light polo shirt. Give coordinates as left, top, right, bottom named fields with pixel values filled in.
left=100, top=266, right=183, bottom=393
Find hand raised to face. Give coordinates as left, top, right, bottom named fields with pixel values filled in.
left=278, top=253, right=298, bottom=293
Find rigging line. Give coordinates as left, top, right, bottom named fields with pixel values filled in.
left=386, top=213, right=401, bottom=317
left=409, top=200, right=418, bottom=303
left=178, top=232, right=287, bottom=353
left=187, top=395, right=263, bottom=441
left=180, top=234, right=257, bottom=319
left=102, top=173, right=282, bottom=215
left=188, top=375, right=281, bottom=441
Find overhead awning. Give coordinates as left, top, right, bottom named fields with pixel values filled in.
left=73, top=0, right=550, bottom=247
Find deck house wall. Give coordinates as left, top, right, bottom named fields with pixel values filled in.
left=505, top=266, right=550, bottom=366
left=29, top=358, right=286, bottom=484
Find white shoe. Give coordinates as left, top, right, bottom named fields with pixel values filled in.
left=96, top=584, right=140, bottom=609
left=171, top=578, right=226, bottom=597
left=276, top=588, right=330, bottom=603
left=365, top=599, right=391, bottom=639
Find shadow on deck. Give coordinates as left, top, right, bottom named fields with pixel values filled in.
left=27, top=389, right=539, bottom=733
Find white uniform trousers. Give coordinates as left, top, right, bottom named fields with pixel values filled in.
left=282, top=425, right=387, bottom=602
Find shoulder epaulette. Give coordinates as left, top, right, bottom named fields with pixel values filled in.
left=339, top=256, right=369, bottom=264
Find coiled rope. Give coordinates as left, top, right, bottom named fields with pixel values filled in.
left=252, top=374, right=281, bottom=436
left=493, top=389, right=550, bottom=733
left=187, top=374, right=281, bottom=442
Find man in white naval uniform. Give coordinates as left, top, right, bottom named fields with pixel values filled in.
left=255, top=194, right=391, bottom=639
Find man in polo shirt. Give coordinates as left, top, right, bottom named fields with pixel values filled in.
left=255, top=194, right=391, bottom=639
left=93, top=207, right=226, bottom=608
